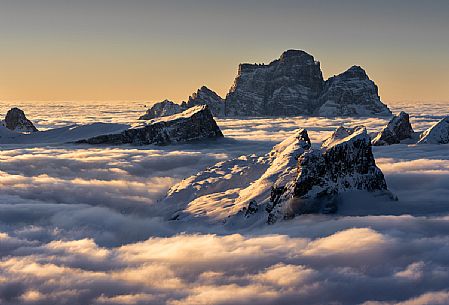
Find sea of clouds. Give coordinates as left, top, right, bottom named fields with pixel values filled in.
left=0, top=101, right=448, bottom=305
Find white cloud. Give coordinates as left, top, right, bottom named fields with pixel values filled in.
left=0, top=102, right=448, bottom=304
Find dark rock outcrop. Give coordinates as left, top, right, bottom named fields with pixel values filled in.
left=266, top=126, right=393, bottom=223
left=2, top=108, right=38, bottom=132
left=80, top=105, right=223, bottom=146
left=317, top=66, right=392, bottom=116
left=185, top=86, right=224, bottom=117
left=372, top=111, right=414, bottom=146
left=417, top=116, right=449, bottom=144
left=139, top=100, right=184, bottom=120
left=225, top=50, right=324, bottom=116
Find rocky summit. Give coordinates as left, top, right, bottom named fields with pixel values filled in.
left=317, top=66, right=392, bottom=117
left=225, top=50, right=325, bottom=116
left=80, top=105, right=223, bottom=146
left=185, top=86, right=225, bottom=117
left=372, top=111, right=414, bottom=146
left=139, top=100, right=184, bottom=120
left=1, top=107, right=38, bottom=132
left=417, top=116, right=449, bottom=144
left=266, top=126, right=393, bottom=223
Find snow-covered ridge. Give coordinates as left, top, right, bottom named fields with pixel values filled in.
left=0, top=123, right=130, bottom=145
left=418, top=116, right=449, bottom=144
left=160, top=126, right=394, bottom=225
left=161, top=129, right=310, bottom=222
left=79, top=105, right=223, bottom=146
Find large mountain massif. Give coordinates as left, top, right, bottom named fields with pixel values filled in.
left=141, top=50, right=392, bottom=119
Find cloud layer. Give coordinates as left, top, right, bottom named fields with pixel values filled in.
left=0, top=102, right=449, bottom=304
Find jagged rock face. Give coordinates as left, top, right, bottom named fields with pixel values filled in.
left=267, top=126, right=390, bottom=223
left=372, top=111, right=414, bottom=146
left=186, top=86, right=224, bottom=117
left=2, top=108, right=38, bottom=132
left=417, top=116, right=449, bottom=144
left=80, top=105, right=223, bottom=146
left=298, top=127, right=388, bottom=198
left=317, top=66, right=392, bottom=117
left=225, top=50, right=324, bottom=116
left=139, top=100, right=185, bottom=120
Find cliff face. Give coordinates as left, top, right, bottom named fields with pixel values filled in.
left=80, top=105, right=223, bottom=146
left=266, top=126, right=391, bottom=223
left=225, top=50, right=324, bottom=116
left=317, top=66, right=392, bottom=117
left=224, top=51, right=391, bottom=117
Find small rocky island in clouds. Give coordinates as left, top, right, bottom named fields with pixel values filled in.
left=141, top=49, right=392, bottom=119
left=1, top=107, right=39, bottom=132
left=79, top=105, right=223, bottom=146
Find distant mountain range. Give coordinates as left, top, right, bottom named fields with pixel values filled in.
left=140, top=49, right=392, bottom=119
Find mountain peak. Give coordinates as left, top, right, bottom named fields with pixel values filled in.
left=279, top=49, right=313, bottom=59
left=2, top=107, right=38, bottom=133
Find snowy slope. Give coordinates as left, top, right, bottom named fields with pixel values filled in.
left=160, top=129, right=311, bottom=222
left=0, top=123, right=130, bottom=145
left=418, top=116, right=449, bottom=144
left=160, top=125, right=394, bottom=226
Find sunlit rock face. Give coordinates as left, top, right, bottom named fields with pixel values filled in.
left=161, top=129, right=311, bottom=222
left=317, top=66, right=392, bottom=117
left=225, top=50, right=324, bottom=116
left=417, top=116, right=449, bottom=144
left=372, top=111, right=414, bottom=146
left=80, top=105, right=223, bottom=146
left=186, top=86, right=225, bottom=116
left=1, top=107, right=38, bottom=132
left=139, top=100, right=185, bottom=120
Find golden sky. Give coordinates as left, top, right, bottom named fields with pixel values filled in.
left=0, top=0, right=448, bottom=103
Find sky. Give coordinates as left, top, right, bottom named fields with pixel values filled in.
left=0, top=0, right=448, bottom=103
